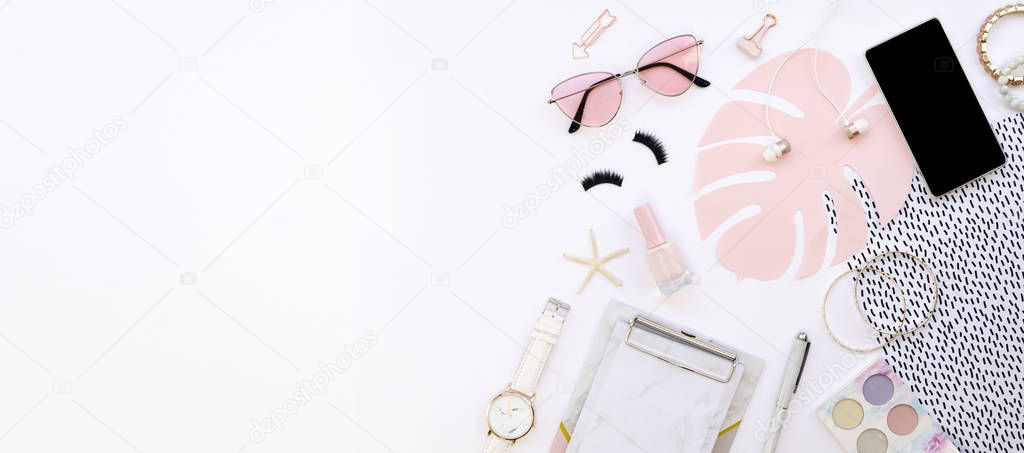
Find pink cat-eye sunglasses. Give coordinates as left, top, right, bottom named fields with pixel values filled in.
left=547, top=35, right=710, bottom=133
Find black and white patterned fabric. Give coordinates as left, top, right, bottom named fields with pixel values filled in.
left=845, top=113, right=1024, bottom=452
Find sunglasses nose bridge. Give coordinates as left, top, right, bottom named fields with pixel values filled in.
left=614, top=68, right=639, bottom=79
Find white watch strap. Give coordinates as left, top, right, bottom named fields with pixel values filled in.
left=510, top=299, right=569, bottom=396
left=483, top=433, right=513, bottom=453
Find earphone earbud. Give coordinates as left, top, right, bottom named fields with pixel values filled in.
left=762, top=138, right=792, bottom=162
left=844, top=118, right=870, bottom=139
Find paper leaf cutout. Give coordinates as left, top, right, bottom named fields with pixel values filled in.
left=693, top=49, right=914, bottom=281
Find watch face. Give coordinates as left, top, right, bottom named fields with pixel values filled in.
left=486, top=392, right=535, bottom=440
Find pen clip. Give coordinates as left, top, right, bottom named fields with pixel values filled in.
left=792, top=338, right=810, bottom=392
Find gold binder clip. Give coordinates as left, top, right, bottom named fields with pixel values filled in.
left=738, top=13, right=777, bottom=58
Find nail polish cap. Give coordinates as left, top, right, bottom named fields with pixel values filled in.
left=633, top=203, right=667, bottom=249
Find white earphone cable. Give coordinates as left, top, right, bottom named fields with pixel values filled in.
left=764, top=0, right=846, bottom=138
left=813, top=30, right=850, bottom=126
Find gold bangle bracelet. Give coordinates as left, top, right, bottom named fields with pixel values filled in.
left=978, top=3, right=1024, bottom=86
left=854, top=251, right=939, bottom=339
left=823, top=266, right=908, bottom=353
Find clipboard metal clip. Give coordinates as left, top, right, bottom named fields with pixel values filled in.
left=625, top=316, right=738, bottom=383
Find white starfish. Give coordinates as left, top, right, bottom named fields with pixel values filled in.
left=563, top=229, right=629, bottom=294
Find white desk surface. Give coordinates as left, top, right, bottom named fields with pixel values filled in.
left=1, top=0, right=1019, bottom=451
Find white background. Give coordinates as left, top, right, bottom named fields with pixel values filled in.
left=1, top=0, right=1020, bottom=452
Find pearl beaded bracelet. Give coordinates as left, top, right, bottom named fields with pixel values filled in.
left=998, top=56, right=1024, bottom=111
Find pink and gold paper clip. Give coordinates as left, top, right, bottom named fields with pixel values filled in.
left=572, top=9, right=617, bottom=59
left=738, top=13, right=777, bottom=58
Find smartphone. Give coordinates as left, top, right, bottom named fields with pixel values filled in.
left=865, top=18, right=1004, bottom=197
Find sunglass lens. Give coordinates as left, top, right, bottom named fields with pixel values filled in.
left=550, top=72, right=622, bottom=130
left=637, top=35, right=700, bottom=96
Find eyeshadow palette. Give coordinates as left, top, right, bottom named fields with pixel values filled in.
left=817, top=358, right=958, bottom=453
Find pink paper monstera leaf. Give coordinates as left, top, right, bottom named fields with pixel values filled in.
left=694, top=49, right=914, bottom=280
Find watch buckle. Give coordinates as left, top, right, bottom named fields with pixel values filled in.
left=545, top=298, right=571, bottom=317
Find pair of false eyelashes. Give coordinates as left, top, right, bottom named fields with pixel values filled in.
left=581, top=130, right=667, bottom=191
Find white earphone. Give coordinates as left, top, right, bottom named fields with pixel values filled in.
left=762, top=0, right=869, bottom=163
left=762, top=138, right=791, bottom=162
left=843, top=118, right=870, bottom=139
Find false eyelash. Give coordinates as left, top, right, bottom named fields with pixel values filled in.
left=633, top=130, right=669, bottom=165
left=580, top=170, right=624, bottom=191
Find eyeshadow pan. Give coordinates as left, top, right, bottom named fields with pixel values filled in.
left=832, top=399, right=864, bottom=429
left=862, top=374, right=894, bottom=405
left=856, top=428, right=888, bottom=453
left=887, top=404, right=919, bottom=435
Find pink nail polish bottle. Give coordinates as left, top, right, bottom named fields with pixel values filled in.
left=634, top=203, right=695, bottom=295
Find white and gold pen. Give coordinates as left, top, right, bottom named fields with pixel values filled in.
left=763, top=332, right=810, bottom=453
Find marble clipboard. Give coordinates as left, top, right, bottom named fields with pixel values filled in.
left=549, top=300, right=764, bottom=453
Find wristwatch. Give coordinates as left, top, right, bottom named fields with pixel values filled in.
left=484, top=298, right=571, bottom=452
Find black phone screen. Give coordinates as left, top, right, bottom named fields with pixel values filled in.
left=865, top=18, right=1004, bottom=196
